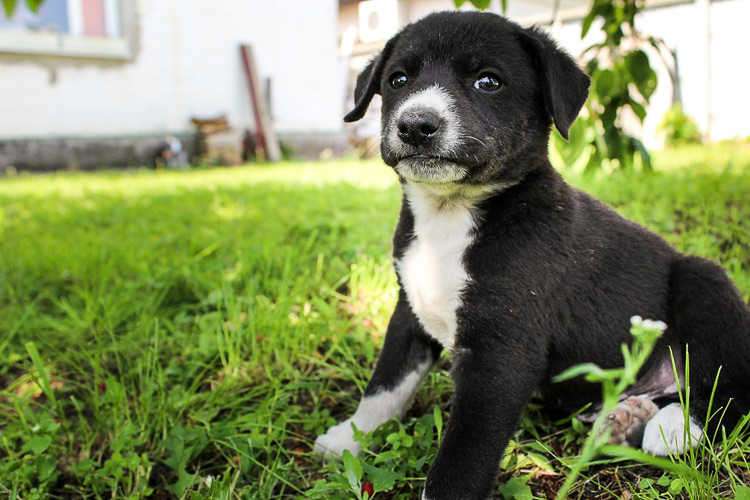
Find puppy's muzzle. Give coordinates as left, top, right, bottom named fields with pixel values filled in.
left=385, top=85, right=466, bottom=184
left=397, top=109, right=441, bottom=148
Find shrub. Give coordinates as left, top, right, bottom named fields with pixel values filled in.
left=659, top=103, right=702, bottom=147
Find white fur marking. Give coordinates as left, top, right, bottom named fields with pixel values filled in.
left=397, top=157, right=466, bottom=184
left=385, top=85, right=464, bottom=183
left=314, top=361, right=431, bottom=457
left=396, top=183, right=495, bottom=349
left=641, top=402, right=704, bottom=455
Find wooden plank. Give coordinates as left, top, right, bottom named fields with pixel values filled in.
left=240, top=44, right=281, bottom=162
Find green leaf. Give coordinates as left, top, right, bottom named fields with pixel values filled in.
left=453, top=0, right=467, bottom=6
left=656, top=474, right=671, bottom=487
left=71, top=458, right=97, bottom=475
left=600, top=103, right=619, bottom=130
left=581, top=1, right=601, bottom=38
left=594, top=69, right=618, bottom=100
left=161, top=425, right=208, bottom=495
left=402, top=434, right=413, bottom=447
left=468, top=0, right=491, bottom=9
left=669, top=478, right=684, bottom=495
left=571, top=417, right=585, bottom=434
left=527, top=452, right=553, bottom=471
left=25, top=341, right=57, bottom=407
left=498, top=474, right=533, bottom=500
left=627, top=50, right=657, bottom=100
left=2, top=0, right=17, bottom=18
left=362, top=463, right=398, bottom=492
left=581, top=12, right=595, bottom=38
left=632, top=137, right=652, bottom=171
left=555, top=117, right=594, bottom=165
left=627, top=50, right=651, bottom=84
left=26, top=0, right=43, bottom=12
left=553, top=363, right=608, bottom=383
left=27, top=434, right=52, bottom=454
left=342, top=450, right=362, bottom=492
left=434, top=405, right=443, bottom=441
left=630, top=100, right=647, bottom=122
left=36, top=454, right=57, bottom=481
left=583, top=1, right=613, bottom=38
left=639, top=477, right=655, bottom=489
left=734, top=485, right=750, bottom=500
left=166, top=468, right=199, bottom=496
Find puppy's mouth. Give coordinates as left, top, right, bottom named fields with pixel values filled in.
left=395, top=155, right=468, bottom=184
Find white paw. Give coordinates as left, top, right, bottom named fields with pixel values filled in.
left=642, top=403, right=703, bottom=456
left=313, top=418, right=362, bottom=457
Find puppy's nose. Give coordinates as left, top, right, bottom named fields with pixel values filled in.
left=397, top=109, right=441, bottom=147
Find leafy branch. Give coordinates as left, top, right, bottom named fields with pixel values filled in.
left=573, top=0, right=662, bottom=173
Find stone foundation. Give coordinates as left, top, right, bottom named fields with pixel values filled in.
left=0, top=132, right=356, bottom=172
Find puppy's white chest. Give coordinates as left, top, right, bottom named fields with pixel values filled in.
left=399, top=238, right=469, bottom=349
left=396, top=184, right=478, bottom=349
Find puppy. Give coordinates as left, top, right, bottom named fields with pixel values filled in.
left=315, top=11, right=750, bottom=500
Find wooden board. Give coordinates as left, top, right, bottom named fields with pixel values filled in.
left=240, top=44, right=281, bottom=162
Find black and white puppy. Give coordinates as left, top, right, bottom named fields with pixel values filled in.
left=315, top=11, right=750, bottom=500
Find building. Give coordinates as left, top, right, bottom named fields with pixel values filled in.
left=0, top=0, right=344, bottom=170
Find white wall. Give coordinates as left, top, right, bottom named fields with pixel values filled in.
left=703, top=0, right=750, bottom=141
left=0, top=0, right=342, bottom=140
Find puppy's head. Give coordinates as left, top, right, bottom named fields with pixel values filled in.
left=345, top=12, right=590, bottom=186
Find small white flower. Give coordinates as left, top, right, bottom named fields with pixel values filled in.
left=642, top=319, right=667, bottom=332
left=630, top=315, right=643, bottom=325
left=203, top=475, right=215, bottom=487
left=31, top=425, right=40, bottom=433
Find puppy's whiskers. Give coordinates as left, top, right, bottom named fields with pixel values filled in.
left=464, top=135, right=488, bottom=148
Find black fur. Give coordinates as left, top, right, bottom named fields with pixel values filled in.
left=344, top=11, right=750, bottom=500
left=519, top=26, right=590, bottom=139
left=344, top=34, right=402, bottom=123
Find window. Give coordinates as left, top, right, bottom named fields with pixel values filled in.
left=0, top=2, right=70, bottom=33
left=0, top=0, right=130, bottom=59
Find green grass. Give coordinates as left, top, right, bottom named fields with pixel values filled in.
left=0, top=144, right=749, bottom=499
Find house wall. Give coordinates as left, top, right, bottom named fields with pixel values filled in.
left=0, top=0, right=342, bottom=145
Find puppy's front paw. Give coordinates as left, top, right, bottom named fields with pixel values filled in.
left=313, top=418, right=362, bottom=457
left=603, top=397, right=659, bottom=447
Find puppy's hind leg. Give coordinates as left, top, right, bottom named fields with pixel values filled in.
left=665, top=255, right=750, bottom=437
left=314, top=291, right=441, bottom=457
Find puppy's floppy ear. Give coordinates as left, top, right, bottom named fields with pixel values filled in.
left=520, top=26, right=590, bottom=140
left=344, top=34, right=401, bottom=123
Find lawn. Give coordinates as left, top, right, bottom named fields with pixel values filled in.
left=0, top=144, right=749, bottom=499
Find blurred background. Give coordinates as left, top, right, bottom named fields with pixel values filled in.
left=0, top=0, right=748, bottom=171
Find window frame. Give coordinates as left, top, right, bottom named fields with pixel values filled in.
left=0, top=0, right=131, bottom=60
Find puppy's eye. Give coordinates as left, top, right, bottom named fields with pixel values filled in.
left=390, top=72, right=408, bottom=89
left=474, top=73, right=502, bottom=92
